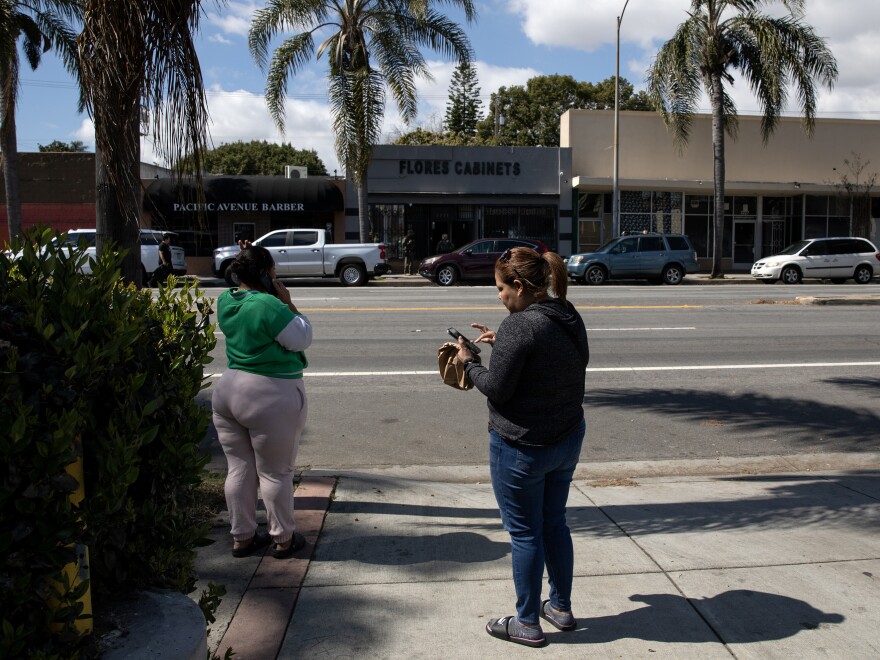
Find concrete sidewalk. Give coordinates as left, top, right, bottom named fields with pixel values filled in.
left=193, top=454, right=880, bottom=659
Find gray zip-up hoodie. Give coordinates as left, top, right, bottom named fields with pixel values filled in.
left=465, top=297, right=589, bottom=447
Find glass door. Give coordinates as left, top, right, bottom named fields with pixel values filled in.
left=732, top=220, right=756, bottom=269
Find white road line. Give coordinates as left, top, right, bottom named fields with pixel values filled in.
left=588, top=327, right=696, bottom=331
left=213, top=326, right=696, bottom=337
left=588, top=361, right=880, bottom=372
left=204, top=361, right=880, bottom=379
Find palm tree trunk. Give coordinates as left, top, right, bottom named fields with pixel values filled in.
left=357, top=176, right=369, bottom=243
left=95, top=101, right=142, bottom=285
left=1, top=67, right=23, bottom=242
left=709, top=72, right=726, bottom=279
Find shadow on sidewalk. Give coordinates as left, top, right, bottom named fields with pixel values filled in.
left=550, top=591, right=845, bottom=645
left=572, top=471, right=880, bottom=536
left=315, top=530, right=509, bottom=565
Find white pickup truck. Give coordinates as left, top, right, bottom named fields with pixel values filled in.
left=212, top=228, right=389, bottom=287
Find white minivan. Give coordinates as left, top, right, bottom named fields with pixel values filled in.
left=751, top=237, right=879, bottom=284
left=57, top=229, right=187, bottom=281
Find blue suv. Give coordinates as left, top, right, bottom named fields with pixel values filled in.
left=567, top=233, right=700, bottom=285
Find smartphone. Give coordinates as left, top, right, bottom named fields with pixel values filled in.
left=447, top=327, right=481, bottom=354
left=260, top=271, right=281, bottom=298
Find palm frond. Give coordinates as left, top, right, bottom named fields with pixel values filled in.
left=646, top=17, right=703, bottom=150
left=250, top=0, right=328, bottom=69
left=265, top=33, right=316, bottom=131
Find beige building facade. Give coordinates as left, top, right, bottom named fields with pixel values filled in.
left=562, top=110, right=880, bottom=270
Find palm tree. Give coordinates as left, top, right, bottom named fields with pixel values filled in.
left=249, top=0, right=476, bottom=243
left=0, top=0, right=81, bottom=244
left=77, top=1, right=212, bottom=285
left=646, top=0, right=837, bottom=278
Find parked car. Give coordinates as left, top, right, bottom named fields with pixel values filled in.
left=751, top=237, right=879, bottom=284
left=567, top=233, right=700, bottom=285
left=55, top=228, right=187, bottom=281
left=418, top=238, right=549, bottom=286
left=213, top=228, right=390, bottom=287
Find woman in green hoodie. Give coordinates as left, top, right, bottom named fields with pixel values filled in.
left=213, top=246, right=312, bottom=560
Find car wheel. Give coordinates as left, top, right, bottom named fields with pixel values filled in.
left=853, top=264, right=873, bottom=284
left=585, top=265, right=607, bottom=285
left=661, top=264, right=684, bottom=285
left=780, top=266, right=802, bottom=284
left=830, top=278, right=848, bottom=284
left=340, top=263, right=367, bottom=286
left=436, top=265, right=459, bottom=286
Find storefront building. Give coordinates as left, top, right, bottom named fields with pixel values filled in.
left=562, top=110, right=880, bottom=270
left=0, top=152, right=97, bottom=244
left=346, top=145, right=574, bottom=261
left=144, top=175, right=345, bottom=274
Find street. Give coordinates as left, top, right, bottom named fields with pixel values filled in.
left=198, top=282, right=880, bottom=470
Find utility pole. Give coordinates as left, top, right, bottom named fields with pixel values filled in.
left=613, top=0, right=631, bottom=239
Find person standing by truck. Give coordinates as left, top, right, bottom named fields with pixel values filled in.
left=149, top=232, right=174, bottom=286
left=402, top=229, right=417, bottom=275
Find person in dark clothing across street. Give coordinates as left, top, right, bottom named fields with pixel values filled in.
left=456, top=246, right=589, bottom=648
left=436, top=234, right=455, bottom=254
left=150, top=232, right=174, bottom=286
left=402, top=229, right=417, bottom=275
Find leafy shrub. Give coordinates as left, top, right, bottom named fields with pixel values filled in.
left=0, top=228, right=216, bottom=658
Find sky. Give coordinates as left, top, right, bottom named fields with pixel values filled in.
left=13, top=0, right=880, bottom=176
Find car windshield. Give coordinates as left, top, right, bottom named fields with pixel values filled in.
left=776, top=240, right=811, bottom=256
left=596, top=239, right=621, bottom=253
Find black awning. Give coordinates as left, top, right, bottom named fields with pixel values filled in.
left=144, top=175, right=344, bottom=215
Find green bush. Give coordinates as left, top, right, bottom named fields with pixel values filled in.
left=0, top=227, right=216, bottom=658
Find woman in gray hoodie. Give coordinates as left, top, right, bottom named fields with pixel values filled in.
left=457, top=246, right=589, bottom=648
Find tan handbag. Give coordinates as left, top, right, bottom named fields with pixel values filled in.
left=437, top=342, right=474, bottom=390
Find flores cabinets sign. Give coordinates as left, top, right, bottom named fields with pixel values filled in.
left=367, top=145, right=572, bottom=196
left=399, top=159, right=522, bottom=177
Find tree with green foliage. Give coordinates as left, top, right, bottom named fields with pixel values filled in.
left=37, top=139, right=88, bottom=152
left=77, top=1, right=213, bottom=287
left=249, top=0, right=476, bottom=243
left=180, top=140, right=327, bottom=176
left=647, top=0, right=837, bottom=278
left=1, top=0, right=82, bottom=243
left=475, top=74, right=651, bottom=147
left=445, top=59, right=482, bottom=136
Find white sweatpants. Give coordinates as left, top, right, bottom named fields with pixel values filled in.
left=212, top=369, right=307, bottom=545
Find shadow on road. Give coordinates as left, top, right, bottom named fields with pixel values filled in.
left=584, top=387, right=880, bottom=451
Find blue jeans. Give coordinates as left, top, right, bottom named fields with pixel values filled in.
left=489, top=418, right=585, bottom=625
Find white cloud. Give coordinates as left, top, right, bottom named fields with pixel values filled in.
left=204, top=1, right=257, bottom=37
left=506, top=0, right=880, bottom=119
left=208, top=33, right=234, bottom=45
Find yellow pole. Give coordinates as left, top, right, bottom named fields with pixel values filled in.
left=47, top=455, right=92, bottom=635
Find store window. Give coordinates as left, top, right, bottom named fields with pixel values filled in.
left=684, top=195, right=713, bottom=258
left=619, top=191, right=682, bottom=235
left=484, top=206, right=557, bottom=250
left=804, top=195, right=850, bottom=238
left=577, top=193, right=603, bottom=253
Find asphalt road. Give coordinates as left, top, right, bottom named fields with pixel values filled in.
left=197, top=282, right=880, bottom=470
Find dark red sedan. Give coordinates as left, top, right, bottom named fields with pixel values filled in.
left=418, top=238, right=549, bottom=286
